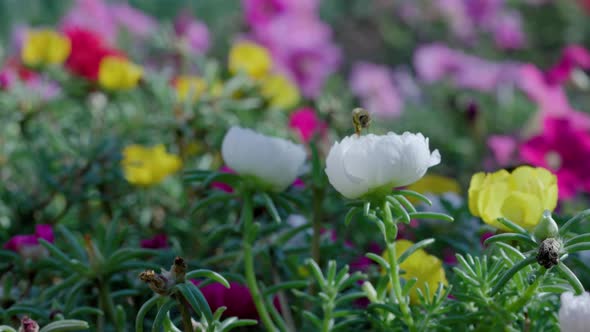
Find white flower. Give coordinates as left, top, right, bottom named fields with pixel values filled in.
left=559, top=291, right=590, bottom=332
left=221, top=126, right=306, bottom=192
left=325, top=132, right=440, bottom=199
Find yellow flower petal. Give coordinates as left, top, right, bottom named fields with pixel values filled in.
left=99, top=56, right=143, bottom=91
left=22, top=29, right=71, bottom=67
left=260, top=74, right=300, bottom=109
left=121, top=144, right=182, bottom=186
left=228, top=41, right=272, bottom=79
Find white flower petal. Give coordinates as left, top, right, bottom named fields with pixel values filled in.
left=221, top=126, right=306, bottom=192
left=559, top=292, right=590, bottom=332
left=325, top=131, right=440, bottom=199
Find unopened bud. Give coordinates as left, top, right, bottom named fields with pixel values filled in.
left=18, top=316, right=39, bottom=332
left=534, top=210, right=559, bottom=241
left=537, top=238, right=560, bottom=269
left=362, top=281, right=378, bottom=303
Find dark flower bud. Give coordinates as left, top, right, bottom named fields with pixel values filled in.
left=18, top=316, right=39, bottom=332
left=536, top=237, right=560, bottom=269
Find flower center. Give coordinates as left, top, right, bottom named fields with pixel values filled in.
left=544, top=151, right=562, bottom=171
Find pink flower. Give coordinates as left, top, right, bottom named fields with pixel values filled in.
left=192, top=281, right=259, bottom=319
left=288, top=107, right=326, bottom=143
left=414, top=43, right=519, bottom=92
left=546, top=45, right=590, bottom=85
left=443, top=247, right=458, bottom=265
left=491, top=11, right=526, bottom=50
left=140, top=234, right=169, bottom=249
left=110, top=4, right=157, bottom=39
left=487, top=135, right=517, bottom=166
left=521, top=116, right=590, bottom=199
left=3, top=224, right=54, bottom=259
left=243, top=0, right=318, bottom=30
left=174, top=12, right=210, bottom=55
left=350, top=62, right=403, bottom=118
left=211, top=166, right=235, bottom=193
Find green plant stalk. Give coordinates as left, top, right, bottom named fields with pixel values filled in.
left=311, top=186, right=324, bottom=270
left=98, top=280, right=123, bottom=332
left=321, top=301, right=334, bottom=332
left=382, top=202, right=417, bottom=332
left=507, top=269, right=546, bottom=313
left=242, top=194, right=278, bottom=331
left=176, top=293, right=194, bottom=332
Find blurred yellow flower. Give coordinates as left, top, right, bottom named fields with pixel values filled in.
left=382, top=239, right=447, bottom=304
left=21, top=29, right=71, bottom=67
left=406, top=174, right=461, bottom=195
left=98, top=56, right=143, bottom=91
left=175, top=76, right=222, bottom=103
left=468, top=166, right=557, bottom=231
left=122, top=144, right=182, bottom=186
left=228, top=41, right=272, bottom=79
left=260, top=73, right=300, bottom=109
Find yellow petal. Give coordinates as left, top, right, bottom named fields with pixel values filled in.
left=260, top=74, right=300, bottom=109
left=228, top=41, right=272, bottom=79
left=501, top=192, right=543, bottom=230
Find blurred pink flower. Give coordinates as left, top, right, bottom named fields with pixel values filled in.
left=521, top=116, right=590, bottom=199
left=140, top=234, right=169, bottom=249
left=243, top=0, right=318, bottom=30
left=174, top=12, right=210, bottom=55
left=545, top=45, right=590, bottom=85
left=110, top=4, right=157, bottom=39
left=61, top=0, right=156, bottom=44
left=491, top=11, right=526, bottom=50
left=350, top=62, right=403, bottom=118
left=414, top=43, right=519, bottom=92
left=487, top=135, right=517, bottom=166
left=211, top=166, right=235, bottom=193
left=3, top=224, right=54, bottom=259
left=443, top=247, right=458, bottom=265
left=288, top=107, right=326, bottom=143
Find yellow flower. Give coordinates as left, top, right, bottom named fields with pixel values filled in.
left=228, top=41, right=272, bottom=79
left=260, top=73, right=300, bottom=109
left=468, top=166, right=557, bottom=231
left=382, top=239, right=447, bottom=304
left=98, top=56, right=143, bottom=91
left=122, top=144, right=182, bottom=186
left=405, top=174, right=461, bottom=204
left=175, top=76, right=222, bottom=103
left=21, top=29, right=71, bottom=67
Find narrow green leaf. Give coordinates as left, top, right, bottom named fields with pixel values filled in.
left=392, top=189, right=432, bottom=206
left=496, top=217, right=528, bottom=235
left=365, top=253, right=389, bottom=271
left=565, top=243, right=590, bottom=253
left=394, top=195, right=416, bottom=213
left=186, top=281, right=214, bottom=323
left=151, top=299, right=175, bottom=332
left=302, top=311, right=322, bottom=328
left=398, top=238, right=435, bottom=264
left=306, top=259, right=326, bottom=289
left=68, top=307, right=103, bottom=318
left=564, top=233, right=590, bottom=247
left=186, top=269, right=230, bottom=288
left=175, top=284, right=204, bottom=319
left=39, top=319, right=89, bottom=332
left=57, top=225, right=86, bottom=260
left=556, top=263, right=585, bottom=295
left=0, top=326, right=17, bottom=332
left=560, top=209, right=590, bottom=236
left=363, top=202, right=371, bottom=216
left=345, top=207, right=360, bottom=227
left=387, top=196, right=410, bottom=224
left=409, top=212, right=454, bottom=222
left=402, top=278, right=418, bottom=296
left=220, top=319, right=258, bottom=331
left=261, top=193, right=281, bottom=223
left=484, top=233, right=537, bottom=248
left=263, top=280, right=308, bottom=296
left=190, top=193, right=236, bottom=215
left=490, top=256, right=536, bottom=296
left=136, top=296, right=160, bottom=332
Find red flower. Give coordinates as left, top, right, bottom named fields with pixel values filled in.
left=64, top=27, right=122, bottom=80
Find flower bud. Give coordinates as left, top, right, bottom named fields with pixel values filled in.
left=362, top=281, right=378, bottom=303
left=534, top=210, right=559, bottom=241
left=18, top=316, right=39, bottom=332
left=537, top=238, right=560, bottom=269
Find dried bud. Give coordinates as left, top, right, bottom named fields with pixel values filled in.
left=139, top=270, right=171, bottom=295
left=465, top=101, right=479, bottom=124
left=18, top=316, right=39, bottom=332
left=171, top=256, right=187, bottom=283
left=537, top=237, right=561, bottom=269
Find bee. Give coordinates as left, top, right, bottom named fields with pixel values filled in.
left=352, top=108, right=371, bottom=135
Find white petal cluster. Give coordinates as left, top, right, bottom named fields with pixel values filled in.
left=325, top=132, right=440, bottom=199
left=221, top=126, right=306, bottom=192
left=559, top=292, right=590, bottom=332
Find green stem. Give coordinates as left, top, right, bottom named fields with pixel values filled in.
left=321, top=301, right=334, bottom=332
left=382, top=202, right=417, bottom=332
left=98, top=280, right=122, bottom=332
left=242, top=194, right=278, bottom=332
left=176, top=293, right=194, bottom=332
left=311, top=186, right=324, bottom=270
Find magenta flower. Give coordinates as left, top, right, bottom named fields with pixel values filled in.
left=350, top=62, right=404, bottom=119
left=140, top=234, right=169, bottom=249
left=545, top=45, right=590, bottom=86
left=191, top=281, right=262, bottom=320
left=211, top=166, right=235, bottom=193
left=246, top=3, right=340, bottom=97
left=288, top=107, right=326, bottom=143
left=243, top=0, right=318, bottom=30
left=521, top=116, right=590, bottom=199
left=3, top=224, right=54, bottom=259
left=174, top=12, right=211, bottom=55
